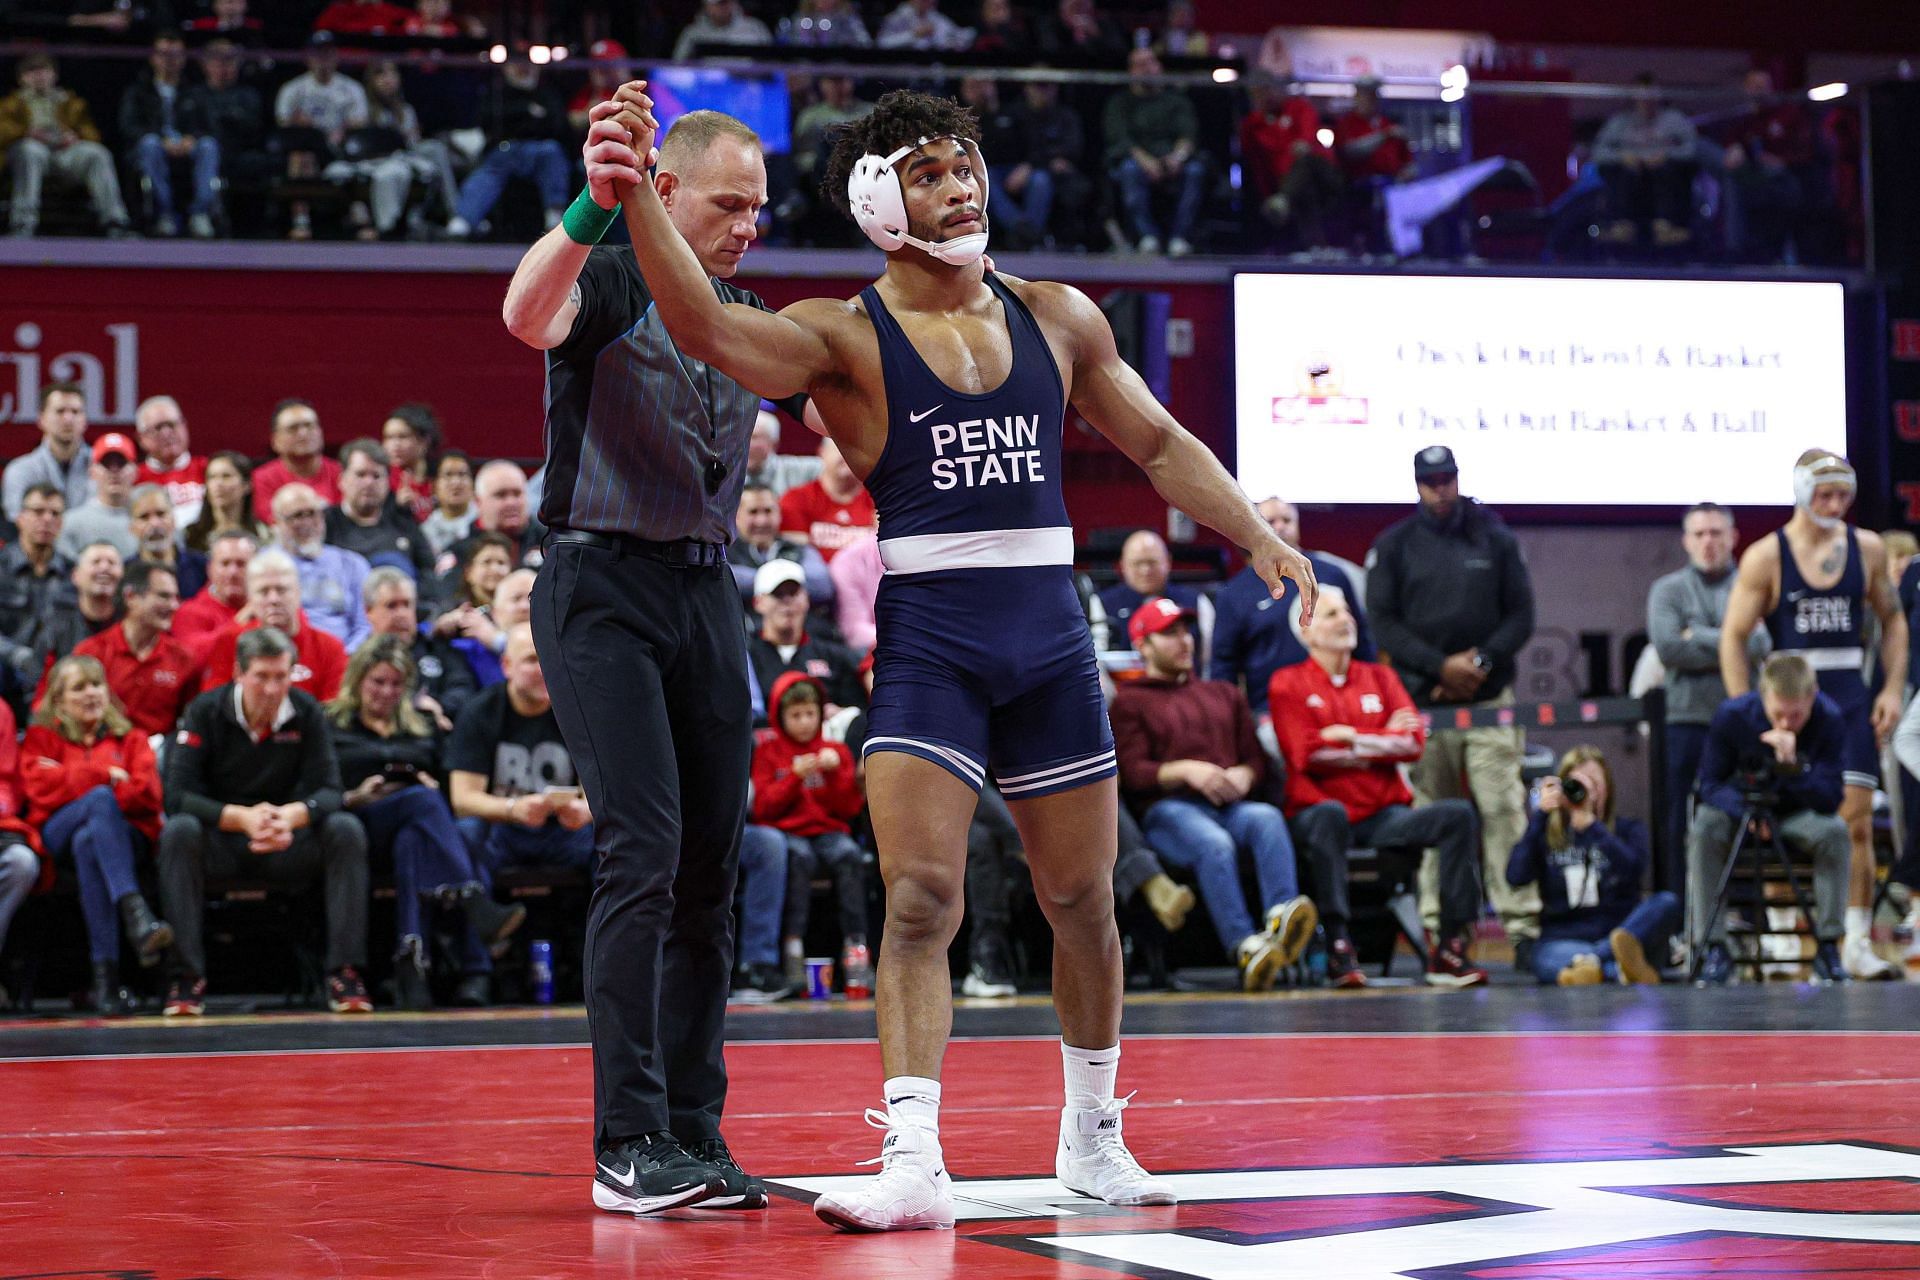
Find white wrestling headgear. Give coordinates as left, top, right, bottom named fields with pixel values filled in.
left=1793, top=452, right=1856, bottom=529
left=847, top=133, right=991, bottom=266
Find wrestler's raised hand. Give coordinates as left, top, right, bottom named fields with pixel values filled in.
left=583, top=97, right=651, bottom=209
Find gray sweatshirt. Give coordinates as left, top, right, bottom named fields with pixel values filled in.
left=1646, top=563, right=1770, bottom=725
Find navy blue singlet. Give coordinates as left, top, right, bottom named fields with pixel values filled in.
left=1766, top=527, right=1878, bottom=786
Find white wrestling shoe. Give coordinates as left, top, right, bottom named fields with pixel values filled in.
left=1056, top=1095, right=1178, bottom=1207
left=813, top=1109, right=956, bottom=1233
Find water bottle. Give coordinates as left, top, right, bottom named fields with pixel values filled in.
left=1305, top=926, right=1328, bottom=987
left=530, top=939, right=554, bottom=1005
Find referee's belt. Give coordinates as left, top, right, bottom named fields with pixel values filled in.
left=547, top=529, right=728, bottom=568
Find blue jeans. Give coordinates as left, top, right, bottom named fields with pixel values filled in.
left=1531, top=891, right=1683, bottom=984
left=1143, top=797, right=1301, bottom=956
left=454, top=139, right=570, bottom=226
left=458, top=815, right=596, bottom=875
left=781, top=830, right=866, bottom=944
left=43, top=785, right=148, bottom=964
left=736, top=824, right=787, bottom=968
left=992, top=164, right=1055, bottom=241
left=133, top=133, right=220, bottom=218
left=361, top=785, right=483, bottom=946
left=1111, top=153, right=1207, bottom=243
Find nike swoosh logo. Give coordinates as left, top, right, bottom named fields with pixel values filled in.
left=909, top=405, right=943, bottom=423
left=1786, top=590, right=1809, bottom=602
left=599, top=1162, right=636, bottom=1188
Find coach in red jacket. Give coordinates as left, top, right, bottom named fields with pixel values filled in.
left=1269, top=587, right=1485, bottom=989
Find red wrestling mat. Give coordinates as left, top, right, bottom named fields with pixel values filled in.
left=4, top=1031, right=1919, bottom=1278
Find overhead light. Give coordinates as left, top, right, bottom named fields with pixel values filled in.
left=1212, top=66, right=1239, bottom=84
left=487, top=43, right=507, bottom=63
left=1439, top=63, right=1470, bottom=92
left=1807, top=81, right=1849, bottom=101
left=1316, top=127, right=1334, bottom=147
left=1440, top=86, right=1465, bottom=103
left=529, top=44, right=551, bottom=64
left=550, top=45, right=569, bottom=61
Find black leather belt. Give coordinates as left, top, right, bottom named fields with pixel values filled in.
left=547, top=529, right=729, bottom=568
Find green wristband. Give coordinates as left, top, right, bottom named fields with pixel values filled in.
left=562, top=187, right=616, bottom=245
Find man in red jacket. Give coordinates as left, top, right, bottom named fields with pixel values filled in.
left=1109, top=597, right=1316, bottom=991
left=1269, top=587, right=1485, bottom=989
left=71, top=559, right=204, bottom=737
left=201, top=548, right=347, bottom=701
left=173, top=530, right=256, bottom=662
left=751, top=672, right=869, bottom=992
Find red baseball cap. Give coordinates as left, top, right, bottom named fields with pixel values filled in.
left=588, top=39, right=628, bottom=59
left=1128, top=596, right=1196, bottom=646
left=92, top=432, right=136, bottom=465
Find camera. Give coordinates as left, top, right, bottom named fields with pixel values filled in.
left=1560, top=776, right=1588, bottom=806
left=1735, top=752, right=1784, bottom=808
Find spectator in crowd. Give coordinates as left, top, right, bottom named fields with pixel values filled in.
left=1158, top=0, right=1209, bottom=55
left=1008, top=77, right=1092, bottom=248
left=57, top=434, right=141, bottom=562
left=325, top=439, right=434, bottom=583
left=961, top=77, right=1049, bottom=249
left=778, top=439, right=876, bottom=563
left=731, top=819, right=793, bottom=1002
left=1272, top=587, right=1487, bottom=988
left=254, top=400, right=343, bottom=521
left=159, top=626, right=371, bottom=1016
left=134, top=395, right=207, bottom=527
left=876, top=0, right=971, bottom=51
left=748, top=560, right=866, bottom=713
left=1212, top=496, right=1370, bottom=721
left=1720, top=67, right=1830, bottom=264
left=447, top=624, right=595, bottom=877
left=380, top=404, right=440, bottom=524
left=1106, top=46, right=1207, bottom=256
left=779, top=0, right=873, bottom=47
left=186, top=0, right=265, bottom=42
left=461, top=566, right=532, bottom=689
left=972, top=0, right=1034, bottom=61
left=129, top=485, right=207, bottom=601
left=829, top=530, right=882, bottom=654
left=1592, top=73, right=1698, bottom=249
left=403, top=0, right=486, bottom=38
left=1334, top=77, right=1416, bottom=184
left=754, top=672, right=870, bottom=993
left=432, top=533, right=516, bottom=684
left=120, top=34, right=220, bottom=239
left=1508, top=745, right=1678, bottom=986
left=1688, top=653, right=1850, bottom=984
left=675, top=0, right=776, bottom=60
left=1097, top=529, right=1205, bottom=649
left=23, top=654, right=169, bottom=1014
left=0, top=696, right=43, bottom=1009
left=1038, top=0, right=1127, bottom=65
left=183, top=451, right=268, bottom=555
left=445, top=53, right=569, bottom=240
left=743, top=409, right=825, bottom=498
left=196, top=40, right=266, bottom=189
left=566, top=39, right=629, bottom=134
left=328, top=635, right=524, bottom=1009
left=313, top=0, right=414, bottom=36
left=173, top=530, right=256, bottom=660
left=465, top=459, right=542, bottom=567
left=69, top=560, right=201, bottom=738
left=731, top=481, right=832, bottom=612
left=421, top=450, right=478, bottom=557
left=271, top=483, right=370, bottom=650
left=272, top=32, right=370, bottom=240
left=1240, top=78, right=1342, bottom=250
left=0, top=53, right=134, bottom=238
left=363, top=566, right=475, bottom=728
left=325, top=59, right=459, bottom=241
left=1647, top=502, right=1767, bottom=894
left=202, top=548, right=350, bottom=700
left=0, top=484, right=74, bottom=648
left=16, top=542, right=123, bottom=695
left=3, top=383, right=93, bottom=521
left=1368, top=446, right=1539, bottom=960
left=793, top=73, right=873, bottom=177
left=1110, top=597, right=1317, bottom=990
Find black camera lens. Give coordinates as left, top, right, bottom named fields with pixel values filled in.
left=1561, top=777, right=1588, bottom=806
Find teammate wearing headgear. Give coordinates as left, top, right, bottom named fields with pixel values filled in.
left=1720, top=449, right=1907, bottom=980
left=590, top=83, right=1318, bottom=1231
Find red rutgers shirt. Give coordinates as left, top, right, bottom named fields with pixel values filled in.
left=1268, top=658, right=1425, bottom=823
left=779, top=480, right=876, bottom=562
left=69, top=623, right=206, bottom=738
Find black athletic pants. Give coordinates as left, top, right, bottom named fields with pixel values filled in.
left=532, top=541, right=752, bottom=1156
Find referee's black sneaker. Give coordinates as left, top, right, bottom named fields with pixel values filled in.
left=685, top=1135, right=769, bottom=1210
left=592, top=1133, right=724, bottom=1216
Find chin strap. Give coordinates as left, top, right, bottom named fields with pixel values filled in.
left=892, top=229, right=989, bottom=265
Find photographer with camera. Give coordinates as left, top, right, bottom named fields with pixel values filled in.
left=1688, top=653, right=1851, bottom=983
left=1506, top=746, right=1679, bottom=985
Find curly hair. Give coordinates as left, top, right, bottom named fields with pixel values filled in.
left=820, top=89, right=980, bottom=220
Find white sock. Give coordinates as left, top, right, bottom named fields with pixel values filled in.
left=1062, top=1041, right=1119, bottom=1112
left=1846, top=906, right=1872, bottom=940
left=883, top=1075, right=941, bottom=1135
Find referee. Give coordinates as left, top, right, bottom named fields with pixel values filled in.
left=504, top=98, right=790, bottom=1215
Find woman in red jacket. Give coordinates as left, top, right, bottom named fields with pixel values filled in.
left=24, top=654, right=170, bottom=1015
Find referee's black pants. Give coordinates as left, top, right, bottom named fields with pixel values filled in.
left=532, top=542, right=751, bottom=1155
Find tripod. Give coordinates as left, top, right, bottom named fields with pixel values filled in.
left=1688, top=795, right=1823, bottom=981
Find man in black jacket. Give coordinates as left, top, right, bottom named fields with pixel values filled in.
left=119, top=34, right=221, bottom=238
left=1367, top=446, right=1540, bottom=953
left=746, top=559, right=865, bottom=716
left=326, top=438, right=436, bottom=586
left=445, top=54, right=570, bottom=239
left=156, top=626, right=371, bottom=1016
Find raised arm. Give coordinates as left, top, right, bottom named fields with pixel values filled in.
left=1718, top=541, right=1774, bottom=698
left=609, top=83, right=840, bottom=400
left=1038, top=279, right=1316, bottom=617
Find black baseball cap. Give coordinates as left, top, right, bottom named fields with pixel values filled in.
left=1413, top=445, right=1458, bottom=481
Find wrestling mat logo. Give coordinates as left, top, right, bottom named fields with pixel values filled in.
left=1271, top=349, right=1369, bottom=426
left=778, top=1142, right=1920, bottom=1278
